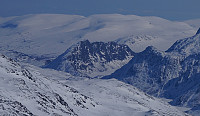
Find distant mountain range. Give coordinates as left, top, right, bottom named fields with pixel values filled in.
left=0, top=14, right=196, bottom=66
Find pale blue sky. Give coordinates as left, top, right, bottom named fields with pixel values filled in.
left=0, top=0, right=199, bottom=20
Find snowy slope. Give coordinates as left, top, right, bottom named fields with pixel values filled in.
left=0, top=14, right=196, bottom=66
left=0, top=54, right=98, bottom=116
left=65, top=79, right=189, bottom=116
left=184, top=19, right=200, bottom=29
left=38, top=65, right=188, bottom=116
left=105, top=29, right=200, bottom=115
left=167, top=30, right=200, bottom=56
left=45, top=40, right=135, bottom=77
left=0, top=54, right=188, bottom=116
left=115, top=35, right=160, bottom=53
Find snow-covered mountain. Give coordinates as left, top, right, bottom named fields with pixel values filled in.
left=167, top=28, right=200, bottom=56
left=45, top=40, right=135, bottom=77
left=0, top=14, right=196, bottom=66
left=115, top=35, right=159, bottom=52
left=104, top=46, right=181, bottom=95
left=0, top=54, right=188, bottom=116
left=0, top=54, right=98, bottom=115
left=105, top=29, right=200, bottom=115
left=164, top=29, right=200, bottom=115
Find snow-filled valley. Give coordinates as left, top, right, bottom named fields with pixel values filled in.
left=0, top=14, right=200, bottom=116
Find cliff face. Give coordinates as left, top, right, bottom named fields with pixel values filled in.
left=45, top=40, right=135, bottom=77
left=105, top=30, right=200, bottom=114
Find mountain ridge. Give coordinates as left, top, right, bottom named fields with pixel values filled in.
left=0, top=14, right=195, bottom=66
left=103, top=29, right=200, bottom=115
left=45, top=40, right=135, bottom=77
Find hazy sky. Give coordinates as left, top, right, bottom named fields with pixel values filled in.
left=0, top=0, right=200, bottom=21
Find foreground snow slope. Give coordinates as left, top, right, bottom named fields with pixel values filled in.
left=39, top=67, right=188, bottom=116
left=64, top=79, right=190, bottom=116
left=0, top=54, right=188, bottom=116
left=0, top=54, right=99, bottom=116
left=0, top=14, right=196, bottom=66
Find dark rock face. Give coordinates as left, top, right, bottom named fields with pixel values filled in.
left=46, top=40, right=135, bottom=77
left=105, top=46, right=181, bottom=95
left=0, top=98, right=34, bottom=116
left=167, top=32, right=200, bottom=56
left=196, top=28, right=200, bottom=35
left=1, top=23, right=18, bottom=29
left=104, top=28, right=200, bottom=113
left=68, top=40, right=134, bottom=70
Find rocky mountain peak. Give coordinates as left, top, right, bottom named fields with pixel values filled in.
left=139, top=46, right=165, bottom=59
left=105, top=31, right=200, bottom=115
left=143, top=46, right=160, bottom=53
left=196, top=27, right=200, bottom=35
left=46, top=40, right=135, bottom=77
left=167, top=31, right=200, bottom=56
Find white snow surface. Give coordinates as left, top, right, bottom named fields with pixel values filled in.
left=0, top=55, right=98, bottom=116
left=168, top=34, right=200, bottom=56
left=184, top=19, right=200, bottom=29
left=0, top=54, right=188, bottom=116
left=39, top=68, right=189, bottom=116
left=0, top=14, right=195, bottom=58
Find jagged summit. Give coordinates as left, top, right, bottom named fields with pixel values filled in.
left=196, top=27, right=200, bottom=35
left=166, top=28, right=200, bottom=56
left=45, top=40, right=135, bottom=77
left=144, top=46, right=157, bottom=51
left=133, top=46, right=165, bottom=60
left=143, top=46, right=162, bottom=54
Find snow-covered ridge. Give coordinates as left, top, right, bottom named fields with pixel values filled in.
left=105, top=29, right=200, bottom=115
left=0, top=54, right=98, bottom=115
left=115, top=35, right=159, bottom=52
left=167, top=33, right=200, bottom=56
left=195, top=28, right=200, bottom=35
left=184, top=19, right=200, bottom=29
left=104, top=46, right=181, bottom=95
